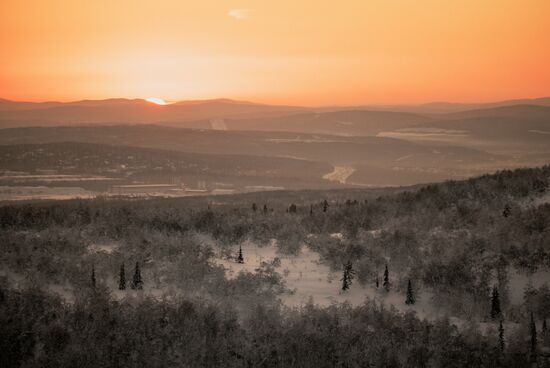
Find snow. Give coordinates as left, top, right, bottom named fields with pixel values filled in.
left=214, top=241, right=443, bottom=319
left=323, top=166, right=356, bottom=184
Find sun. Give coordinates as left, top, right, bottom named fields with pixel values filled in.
left=145, top=97, right=168, bottom=105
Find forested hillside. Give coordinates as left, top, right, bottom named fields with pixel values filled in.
left=1, top=165, right=549, bottom=367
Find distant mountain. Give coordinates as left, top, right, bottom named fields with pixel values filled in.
left=0, top=98, right=306, bottom=127
left=341, top=97, right=550, bottom=114
left=377, top=104, right=550, bottom=154
left=181, top=110, right=432, bottom=136
left=0, top=98, right=64, bottom=111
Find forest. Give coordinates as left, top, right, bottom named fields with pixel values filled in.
left=1, top=165, right=550, bottom=367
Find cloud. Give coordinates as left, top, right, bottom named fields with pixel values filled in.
left=228, top=9, right=253, bottom=20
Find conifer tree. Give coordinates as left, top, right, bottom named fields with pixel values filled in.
left=252, top=203, right=257, bottom=212
left=530, top=312, right=537, bottom=354
left=263, top=204, right=268, bottom=214
left=498, top=319, right=505, bottom=352
left=91, top=264, right=96, bottom=288
left=237, top=245, right=244, bottom=264
left=375, top=274, right=379, bottom=288
left=341, top=261, right=355, bottom=291
left=132, top=261, right=143, bottom=290
left=310, top=205, right=313, bottom=216
left=502, top=204, right=511, bottom=218
left=405, top=279, right=415, bottom=305
left=323, top=199, right=329, bottom=212
left=383, top=264, right=390, bottom=292
left=288, top=204, right=297, bottom=213
left=491, top=286, right=501, bottom=319
left=119, top=263, right=126, bottom=290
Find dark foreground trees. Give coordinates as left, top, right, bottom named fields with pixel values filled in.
left=0, top=284, right=520, bottom=368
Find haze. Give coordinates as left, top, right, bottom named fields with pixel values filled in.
left=1, top=0, right=550, bottom=105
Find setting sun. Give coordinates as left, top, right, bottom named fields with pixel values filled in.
left=145, top=98, right=168, bottom=105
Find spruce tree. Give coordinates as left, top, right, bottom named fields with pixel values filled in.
left=132, top=261, right=143, bottom=290
left=502, top=204, right=511, bottom=218
left=263, top=204, right=268, bottom=214
left=91, top=264, right=96, bottom=288
left=498, top=319, right=505, bottom=352
left=383, top=264, right=390, bottom=292
left=119, top=263, right=126, bottom=290
left=491, top=286, right=501, bottom=319
left=323, top=199, right=329, bottom=213
left=341, top=261, right=355, bottom=291
left=530, top=312, right=537, bottom=354
left=310, top=205, right=313, bottom=216
left=237, top=245, right=244, bottom=264
left=252, top=203, right=257, bottom=212
left=405, top=279, right=415, bottom=305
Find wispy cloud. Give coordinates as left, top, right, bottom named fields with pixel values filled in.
left=228, top=9, right=253, bottom=20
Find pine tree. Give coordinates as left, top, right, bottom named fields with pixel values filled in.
left=405, top=279, right=415, bottom=305
left=288, top=204, right=297, bottom=213
left=263, top=204, right=268, bottom=214
left=309, top=205, right=313, bottom=216
left=119, top=263, right=126, bottom=290
left=383, top=264, right=390, bottom=292
left=252, top=203, right=257, bottom=212
left=341, top=261, right=355, bottom=291
left=132, top=261, right=143, bottom=290
left=502, top=204, right=511, bottom=218
left=323, top=199, right=329, bottom=213
left=498, top=319, right=505, bottom=352
left=530, top=312, right=537, bottom=354
left=375, top=274, right=379, bottom=288
left=237, top=245, right=244, bottom=264
left=91, top=264, right=96, bottom=288
left=491, top=286, right=501, bottom=319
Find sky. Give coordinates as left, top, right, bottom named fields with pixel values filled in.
left=1, top=0, right=549, bottom=106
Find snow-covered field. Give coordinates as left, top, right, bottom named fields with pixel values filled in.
left=214, top=241, right=439, bottom=319
left=323, top=166, right=356, bottom=184
left=0, top=186, right=96, bottom=201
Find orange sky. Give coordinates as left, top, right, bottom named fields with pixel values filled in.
left=1, top=0, right=549, bottom=106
